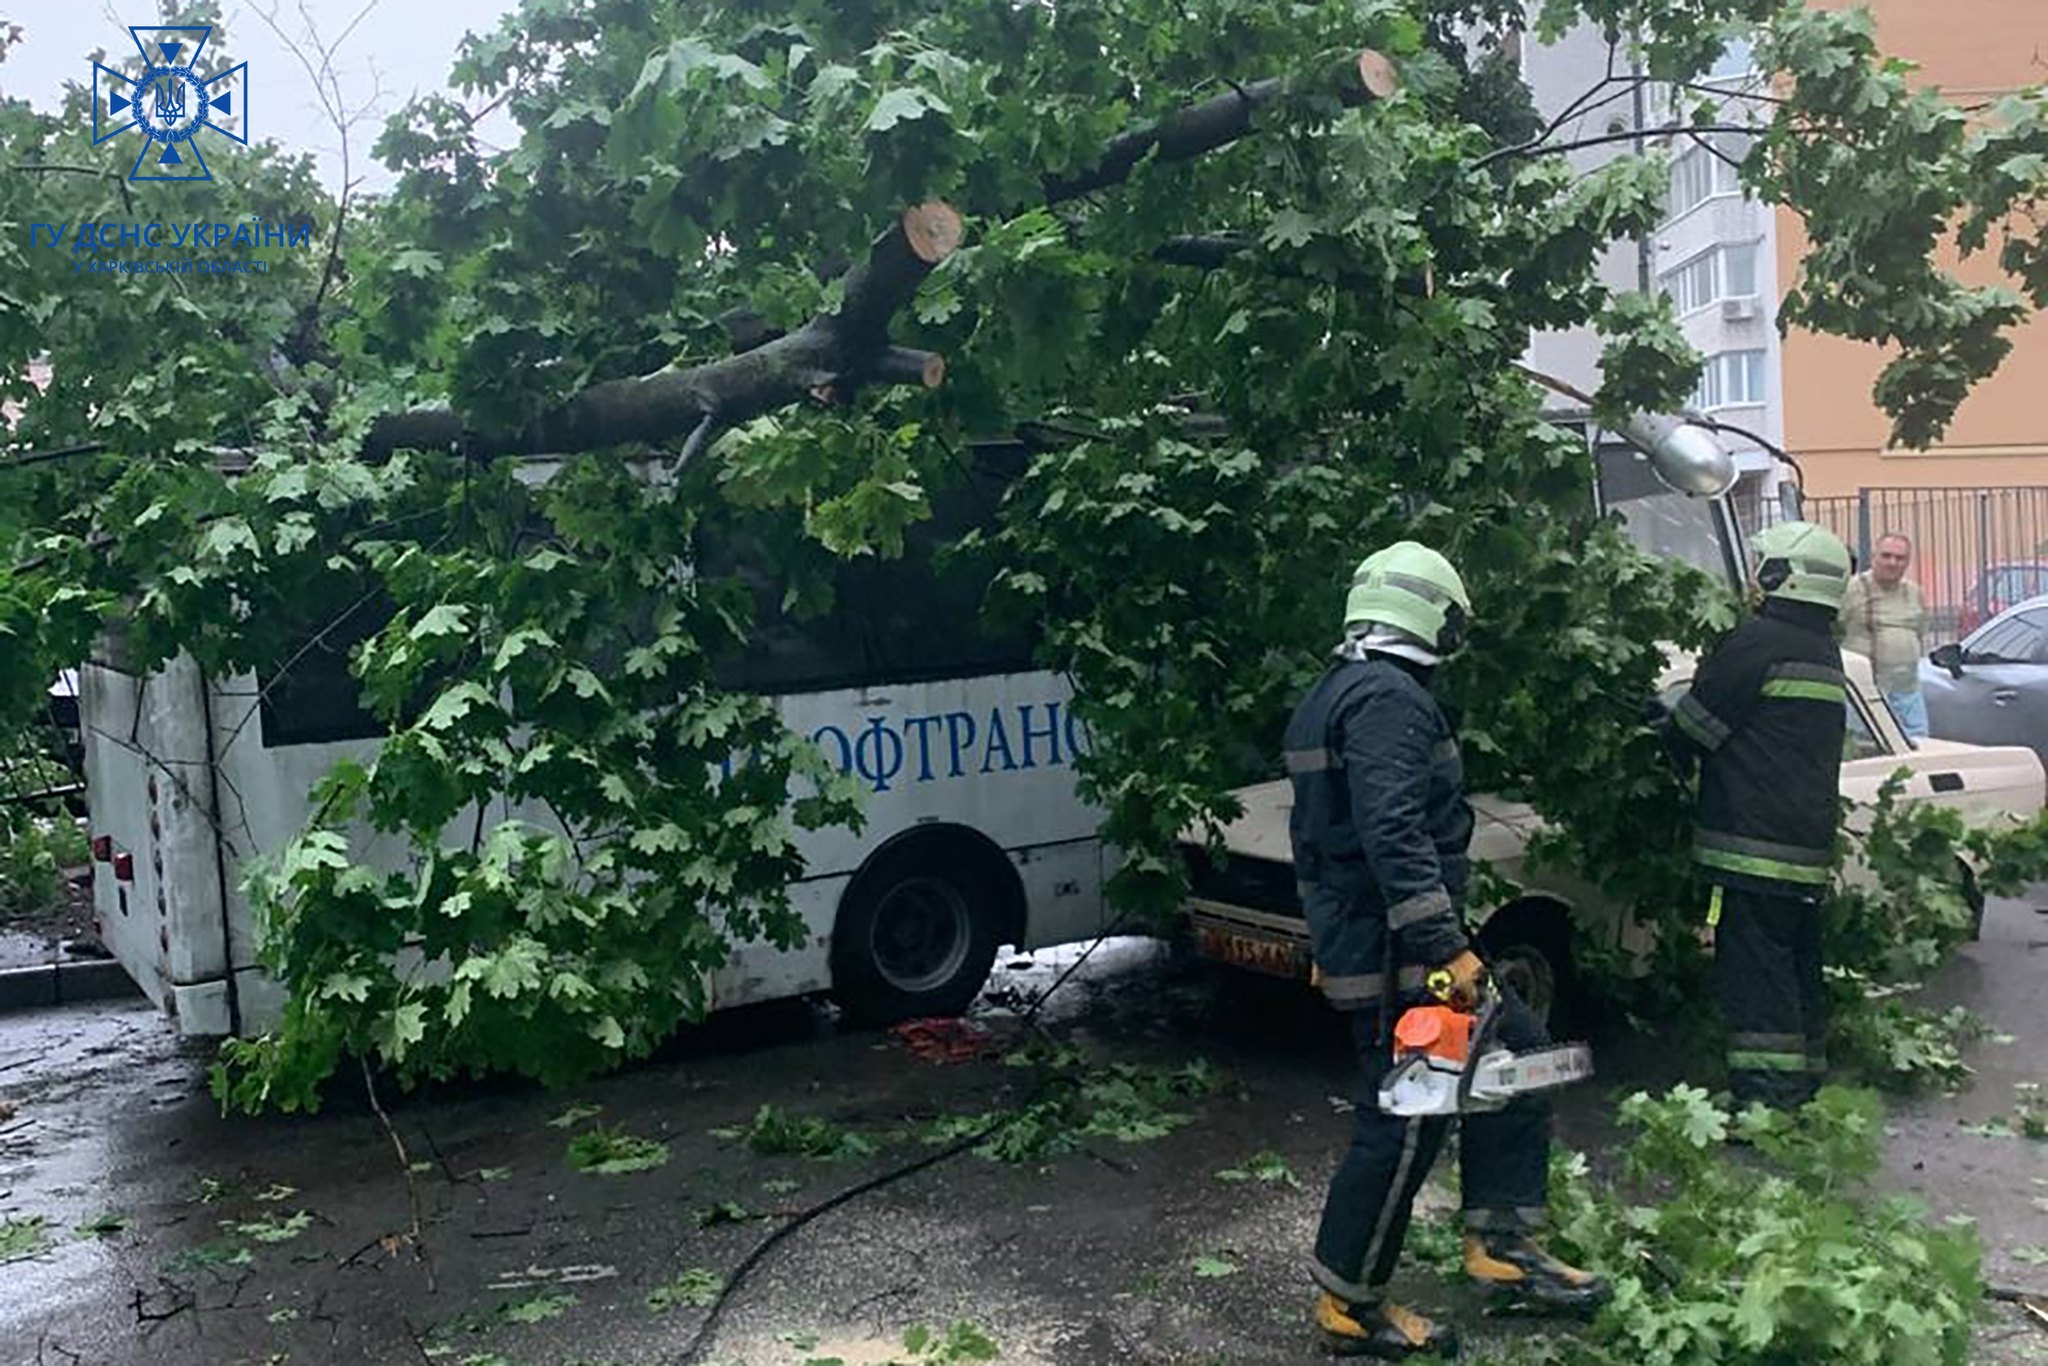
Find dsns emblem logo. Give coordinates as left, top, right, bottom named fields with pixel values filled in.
left=91, top=25, right=249, bottom=182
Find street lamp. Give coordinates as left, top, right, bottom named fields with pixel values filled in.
left=1620, top=411, right=1739, bottom=499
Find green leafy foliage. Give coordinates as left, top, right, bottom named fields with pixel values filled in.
left=500, top=1290, right=576, bottom=1324
left=1213, top=1150, right=1301, bottom=1188
left=647, top=1268, right=723, bottom=1313
left=564, top=1127, right=670, bottom=1175
left=0, top=1216, right=47, bottom=1264
left=163, top=1238, right=255, bottom=1274
left=1819, top=775, right=2048, bottom=1091
left=0, top=808, right=86, bottom=920
left=714, top=1105, right=878, bottom=1161
left=925, top=1047, right=1230, bottom=1162
left=227, top=1210, right=313, bottom=1243
left=1539, top=1087, right=1983, bottom=1366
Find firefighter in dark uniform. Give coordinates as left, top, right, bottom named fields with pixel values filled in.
left=1286, top=542, right=1610, bottom=1359
left=1665, top=520, right=1852, bottom=1110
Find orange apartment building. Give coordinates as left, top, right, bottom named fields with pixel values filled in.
left=1784, top=0, right=2048, bottom=498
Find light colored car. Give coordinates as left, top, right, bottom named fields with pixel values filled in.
left=1182, top=650, right=2045, bottom=1024
left=1922, top=594, right=2048, bottom=771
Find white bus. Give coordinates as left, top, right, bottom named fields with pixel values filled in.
left=77, top=448, right=1113, bottom=1036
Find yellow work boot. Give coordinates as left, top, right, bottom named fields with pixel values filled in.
left=1463, top=1232, right=1612, bottom=1317
left=1314, top=1291, right=1459, bottom=1359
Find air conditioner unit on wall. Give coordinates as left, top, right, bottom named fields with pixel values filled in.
left=1721, top=295, right=1762, bottom=321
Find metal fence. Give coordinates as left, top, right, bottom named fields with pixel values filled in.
left=1786, top=487, right=2048, bottom=644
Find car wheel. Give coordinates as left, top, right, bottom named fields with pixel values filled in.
left=830, top=840, right=1004, bottom=1026
left=1477, top=902, right=1579, bottom=1034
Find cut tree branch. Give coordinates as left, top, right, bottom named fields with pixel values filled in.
left=1043, top=50, right=1398, bottom=204
left=727, top=50, right=1403, bottom=358
left=363, top=202, right=964, bottom=466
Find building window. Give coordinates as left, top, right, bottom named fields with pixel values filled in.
left=1723, top=241, right=1758, bottom=296
left=1692, top=350, right=1768, bottom=410
left=1663, top=252, right=1716, bottom=314
left=1659, top=242, right=1762, bottom=315
left=1666, top=132, right=1753, bottom=218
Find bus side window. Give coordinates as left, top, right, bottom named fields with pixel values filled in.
left=699, top=450, right=1039, bottom=693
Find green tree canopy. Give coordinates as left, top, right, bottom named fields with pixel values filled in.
left=1, top=0, right=2043, bottom=1107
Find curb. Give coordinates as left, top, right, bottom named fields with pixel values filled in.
left=0, top=958, right=141, bottom=1012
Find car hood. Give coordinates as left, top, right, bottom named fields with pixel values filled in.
left=1182, top=781, right=1545, bottom=865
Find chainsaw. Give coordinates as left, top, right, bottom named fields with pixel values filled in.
left=1376, top=969, right=1595, bottom=1117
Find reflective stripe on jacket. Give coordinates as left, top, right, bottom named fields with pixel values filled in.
left=1666, top=599, right=1846, bottom=896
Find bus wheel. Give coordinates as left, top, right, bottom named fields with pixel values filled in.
left=831, top=840, right=1004, bottom=1025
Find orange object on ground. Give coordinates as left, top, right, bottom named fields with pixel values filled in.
left=1392, top=1005, right=1475, bottom=1064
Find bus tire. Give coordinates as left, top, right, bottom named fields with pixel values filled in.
left=1476, top=900, right=1580, bottom=1035
left=830, top=837, right=1007, bottom=1026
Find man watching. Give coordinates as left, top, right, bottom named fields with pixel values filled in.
left=1840, top=532, right=1929, bottom=739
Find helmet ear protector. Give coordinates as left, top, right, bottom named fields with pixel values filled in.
left=1437, top=601, right=1470, bottom=656
left=1756, top=557, right=1792, bottom=594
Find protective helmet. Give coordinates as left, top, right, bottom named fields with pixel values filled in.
left=1342, top=542, right=1472, bottom=655
left=1749, top=521, right=1852, bottom=612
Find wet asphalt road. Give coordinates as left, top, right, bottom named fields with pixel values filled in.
left=0, top=899, right=2043, bottom=1366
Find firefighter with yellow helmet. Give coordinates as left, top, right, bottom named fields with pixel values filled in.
left=1664, top=520, right=1852, bottom=1110
left=1284, top=542, right=1610, bottom=1358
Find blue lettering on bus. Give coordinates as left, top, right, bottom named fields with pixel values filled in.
left=855, top=716, right=906, bottom=792
left=943, top=711, right=977, bottom=778
left=790, top=702, right=1090, bottom=787
left=979, top=708, right=1019, bottom=773
left=1018, top=702, right=1061, bottom=768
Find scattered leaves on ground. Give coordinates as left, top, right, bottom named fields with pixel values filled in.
left=716, top=1105, right=876, bottom=1160
left=1214, top=1151, right=1301, bottom=1188
left=547, top=1103, right=602, bottom=1129
left=647, top=1268, right=723, bottom=1312
left=0, top=1216, right=48, bottom=1264
left=1190, top=1254, right=1240, bottom=1279
left=566, top=1127, right=670, bottom=1174
left=74, top=1211, right=125, bottom=1238
left=229, top=1211, right=313, bottom=1244
left=501, top=1290, right=577, bottom=1324
left=696, top=1200, right=763, bottom=1228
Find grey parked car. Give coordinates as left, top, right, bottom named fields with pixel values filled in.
left=1923, top=595, right=2048, bottom=768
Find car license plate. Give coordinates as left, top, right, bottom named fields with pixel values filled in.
left=1195, top=924, right=1309, bottom=980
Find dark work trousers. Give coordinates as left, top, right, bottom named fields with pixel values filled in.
left=1309, top=987, right=1552, bottom=1305
left=1714, top=882, right=1827, bottom=1110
